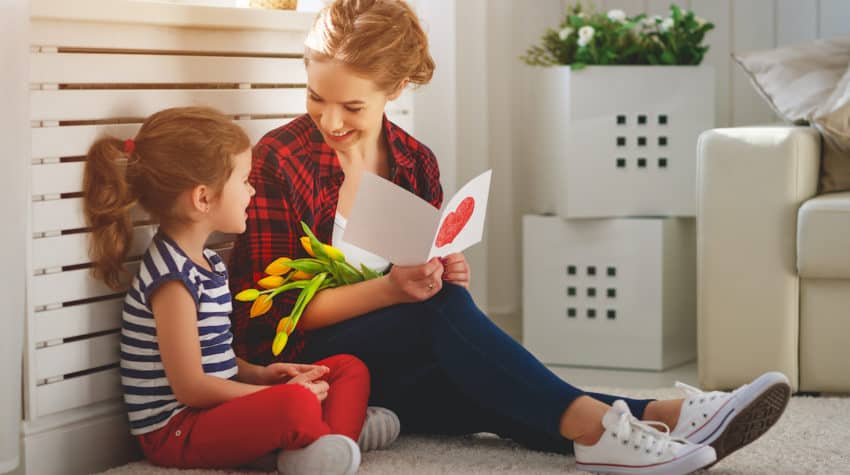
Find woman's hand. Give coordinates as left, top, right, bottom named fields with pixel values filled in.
left=386, top=257, right=444, bottom=303
left=257, top=362, right=329, bottom=385
left=285, top=365, right=330, bottom=401
left=440, top=253, right=470, bottom=288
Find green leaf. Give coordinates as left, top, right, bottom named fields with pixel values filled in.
left=289, top=272, right=327, bottom=327
left=360, top=263, right=382, bottom=280
left=285, top=258, right=329, bottom=275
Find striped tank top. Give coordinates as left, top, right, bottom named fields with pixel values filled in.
left=120, top=233, right=238, bottom=435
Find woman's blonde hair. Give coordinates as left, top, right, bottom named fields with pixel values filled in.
left=304, top=0, right=435, bottom=93
left=82, top=106, right=250, bottom=289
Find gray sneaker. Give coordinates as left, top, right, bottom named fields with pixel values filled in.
left=277, top=434, right=360, bottom=475
left=357, top=406, right=401, bottom=452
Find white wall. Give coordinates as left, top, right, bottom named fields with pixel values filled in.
left=0, top=0, right=29, bottom=472
left=480, top=0, right=850, bottom=330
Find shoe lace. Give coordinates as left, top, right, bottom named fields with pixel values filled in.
left=675, top=381, right=729, bottom=405
left=610, top=410, right=686, bottom=457
left=675, top=381, right=731, bottom=428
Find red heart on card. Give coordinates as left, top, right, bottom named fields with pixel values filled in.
left=435, top=197, right=475, bottom=247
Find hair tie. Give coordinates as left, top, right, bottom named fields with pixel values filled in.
left=123, top=139, right=135, bottom=155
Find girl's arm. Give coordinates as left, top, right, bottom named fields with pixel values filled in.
left=152, top=280, right=272, bottom=408
left=299, top=257, right=445, bottom=330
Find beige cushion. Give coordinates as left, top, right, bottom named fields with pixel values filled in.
left=814, top=67, right=850, bottom=192
left=797, top=192, right=850, bottom=279
left=733, top=36, right=850, bottom=122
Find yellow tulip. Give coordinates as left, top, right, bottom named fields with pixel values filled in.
left=265, top=257, right=292, bottom=276
left=290, top=270, right=314, bottom=280
left=276, top=316, right=296, bottom=335
left=272, top=331, right=289, bottom=356
left=323, top=245, right=346, bottom=262
left=300, top=236, right=345, bottom=262
left=257, top=275, right=285, bottom=289
left=234, top=288, right=260, bottom=302
left=300, top=237, right=316, bottom=257
left=249, top=294, right=273, bottom=318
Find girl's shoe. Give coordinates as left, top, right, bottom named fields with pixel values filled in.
left=358, top=406, right=401, bottom=451
left=277, top=434, right=360, bottom=475
left=670, top=371, right=791, bottom=464
left=574, top=400, right=716, bottom=475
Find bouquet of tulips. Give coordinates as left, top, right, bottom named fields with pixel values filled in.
left=235, top=221, right=383, bottom=356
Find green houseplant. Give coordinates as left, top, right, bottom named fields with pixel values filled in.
left=521, top=3, right=714, bottom=70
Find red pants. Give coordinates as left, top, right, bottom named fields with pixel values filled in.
left=137, top=354, right=369, bottom=469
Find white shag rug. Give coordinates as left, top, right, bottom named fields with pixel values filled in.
left=96, top=387, right=850, bottom=475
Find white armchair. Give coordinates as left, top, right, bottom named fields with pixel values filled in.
left=696, top=126, right=850, bottom=393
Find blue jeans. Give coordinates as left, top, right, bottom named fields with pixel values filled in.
left=298, top=283, right=652, bottom=454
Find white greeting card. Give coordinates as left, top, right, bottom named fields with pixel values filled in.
left=342, top=170, right=492, bottom=266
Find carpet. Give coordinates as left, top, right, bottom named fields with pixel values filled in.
left=96, top=387, right=850, bottom=475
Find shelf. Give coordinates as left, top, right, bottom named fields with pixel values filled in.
left=31, top=0, right=316, bottom=32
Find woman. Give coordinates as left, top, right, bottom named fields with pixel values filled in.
left=228, top=1, right=790, bottom=473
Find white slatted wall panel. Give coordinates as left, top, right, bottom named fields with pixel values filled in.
left=24, top=0, right=413, bottom=441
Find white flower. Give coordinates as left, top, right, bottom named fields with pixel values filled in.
left=695, top=16, right=707, bottom=26
left=577, top=25, right=595, bottom=47
left=558, top=27, right=574, bottom=40
left=660, top=17, right=674, bottom=32
left=607, top=9, right=626, bottom=22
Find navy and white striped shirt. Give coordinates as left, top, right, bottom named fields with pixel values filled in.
left=120, top=233, right=238, bottom=435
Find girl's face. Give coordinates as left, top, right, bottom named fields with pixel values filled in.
left=305, top=60, right=400, bottom=152
left=209, top=148, right=255, bottom=234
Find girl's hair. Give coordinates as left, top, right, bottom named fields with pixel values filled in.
left=82, top=106, right=250, bottom=289
left=304, top=0, right=435, bottom=93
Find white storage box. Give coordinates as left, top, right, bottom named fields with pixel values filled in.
left=524, top=66, right=714, bottom=218
left=522, top=215, right=696, bottom=370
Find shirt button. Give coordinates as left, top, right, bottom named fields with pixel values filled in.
left=175, top=430, right=182, bottom=437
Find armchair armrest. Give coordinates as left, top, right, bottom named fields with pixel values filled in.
left=696, top=127, right=820, bottom=391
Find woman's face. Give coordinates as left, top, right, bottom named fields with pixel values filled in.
left=305, top=60, right=399, bottom=152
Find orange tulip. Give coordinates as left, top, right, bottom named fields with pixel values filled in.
left=265, top=257, right=292, bottom=276
left=300, top=237, right=316, bottom=257
left=257, top=275, right=285, bottom=289
left=276, top=316, right=296, bottom=335
left=249, top=294, right=273, bottom=318
left=290, top=270, right=314, bottom=280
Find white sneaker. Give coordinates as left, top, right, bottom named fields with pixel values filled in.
left=574, top=400, right=716, bottom=475
left=277, top=435, right=360, bottom=475
left=357, top=406, right=401, bottom=452
left=670, top=371, right=791, bottom=464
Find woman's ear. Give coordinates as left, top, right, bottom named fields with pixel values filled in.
left=387, top=78, right=409, bottom=101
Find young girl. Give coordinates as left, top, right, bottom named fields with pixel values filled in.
left=228, top=1, right=791, bottom=474
left=82, top=106, right=397, bottom=474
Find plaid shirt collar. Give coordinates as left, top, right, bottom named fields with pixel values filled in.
left=314, top=115, right=416, bottom=182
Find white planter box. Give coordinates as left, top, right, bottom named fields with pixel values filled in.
left=524, top=66, right=714, bottom=218
left=522, top=215, right=696, bottom=370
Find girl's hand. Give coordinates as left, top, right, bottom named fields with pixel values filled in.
left=285, top=365, right=330, bottom=401
left=259, top=362, right=329, bottom=385
left=386, top=257, right=444, bottom=303
left=440, top=253, right=470, bottom=288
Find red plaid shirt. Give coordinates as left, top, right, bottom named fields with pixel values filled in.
left=228, top=114, right=443, bottom=365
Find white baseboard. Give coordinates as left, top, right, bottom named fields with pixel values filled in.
left=22, top=403, right=141, bottom=475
